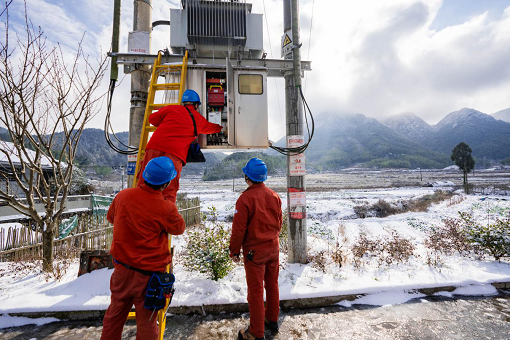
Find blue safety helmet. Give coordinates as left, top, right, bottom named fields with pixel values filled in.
left=142, top=157, right=177, bottom=185
left=243, top=158, right=268, bottom=182
left=181, top=89, right=201, bottom=105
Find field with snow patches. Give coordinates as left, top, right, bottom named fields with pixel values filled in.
left=0, top=174, right=509, bottom=323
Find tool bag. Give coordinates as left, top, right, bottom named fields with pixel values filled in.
left=144, top=272, right=176, bottom=311
left=185, top=107, right=206, bottom=163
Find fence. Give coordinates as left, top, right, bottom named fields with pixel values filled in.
left=0, top=197, right=201, bottom=261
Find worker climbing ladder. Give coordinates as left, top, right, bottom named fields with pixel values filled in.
left=128, top=50, right=188, bottom=340
left=132, top=50, right=188, bottom=188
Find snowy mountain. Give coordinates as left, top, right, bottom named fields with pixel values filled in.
left=431, top=108, right=510, bottom=160
left=381, top=112, right=434, bottom=144
left=492, top=108, right=510, bottom=123
left=302, top=113, right=449, bottom=170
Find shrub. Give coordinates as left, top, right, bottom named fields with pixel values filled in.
left=372, top=200, right=399, bottom=217
left=382, top=231, right=416, bottom=266
left=354, top=191, right=454, bottom=219
left=351, top=230, right=415, bottom=268
left=308, top=250, right=328, bottom=273
left=351, top=232, right=382, bottom=268
left=181, top=222, right=235, bottom=281
left=460, top=212, right=510, bottom=261
left=424, top=218, right=481, bottom=266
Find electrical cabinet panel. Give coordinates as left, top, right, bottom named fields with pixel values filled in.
left=165, top=59, right=268, bottom=149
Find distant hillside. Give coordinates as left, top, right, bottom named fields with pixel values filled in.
left=382, top=112, right=434, bottom=145
left=302, top=113, right=450, bottom=170
left=381, top=108, right=510, bottom=162
left=493, top=108, right=510, bottom=123
left=202, top=152, right=286, bottom=181
left=73, top=129, right=128, bottom=167
left=432, top=108, right=510, bottom=160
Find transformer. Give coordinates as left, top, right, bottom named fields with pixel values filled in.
left=167, top=0, right=268, bottom=149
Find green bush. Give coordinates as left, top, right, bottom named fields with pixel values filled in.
left=460, top=212, right=510, bottom=261
left=181, top=211, right=235, bottom=280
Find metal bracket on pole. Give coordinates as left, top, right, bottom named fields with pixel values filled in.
left=112, top=53, right=311, bottom=78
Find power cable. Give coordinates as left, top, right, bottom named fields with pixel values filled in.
left=104, top=78, right=138, bottom=155
left=269, top=86, right=314, bottom=156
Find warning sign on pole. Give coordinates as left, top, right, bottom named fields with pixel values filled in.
left=289, top=187, right=306, bottom=219
left=287, top=135, right=306, bottom=176
left=281, top=29, right=293, bottom=58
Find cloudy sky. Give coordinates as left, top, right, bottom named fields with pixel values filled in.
left=2, top=0, right=510, bottom=141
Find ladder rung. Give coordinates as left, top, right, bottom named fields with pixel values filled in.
left=147, top=126, right=157, bottom=132
left=156, top=64, right=182, bottom=69
left=127, top=311, right=136, bottom=320
left=153, top=83, right=181, bottom=90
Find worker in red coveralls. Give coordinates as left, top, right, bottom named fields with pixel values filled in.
left=230, top=158, right=283, bottom=340
left=101, top=157, right=185, bottom=340
left=137, top=89, right=222, bottom=203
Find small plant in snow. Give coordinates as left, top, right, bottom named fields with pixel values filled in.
left=308, top=250, right=328, bottom=273
left=351, top=232, right=382, bottom=268
left=459, top=212, right=510, bottom=261
left=182, top=207, right=235, bottom=281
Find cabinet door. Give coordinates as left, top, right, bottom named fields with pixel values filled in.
left=226, top=58, right=236, bottom=146
left=234, top=71, right=268, bottom=148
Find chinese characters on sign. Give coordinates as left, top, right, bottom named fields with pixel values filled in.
left=287, top=135, right=306, bottom=176
left=289, top=187, right=306, bottom=219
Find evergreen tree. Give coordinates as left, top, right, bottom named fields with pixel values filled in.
left=451, top=142, right=475, bottom=193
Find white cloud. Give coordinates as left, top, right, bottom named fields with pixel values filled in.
left=4, top=0, right=510, bottom=140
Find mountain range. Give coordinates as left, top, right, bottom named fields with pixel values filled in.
left=1, top=107, right=509, bottom=173
left=381, top=108, right=510, bottom=162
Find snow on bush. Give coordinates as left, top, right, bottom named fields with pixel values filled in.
left=180, top=207, right=235, bottom=281
left=460, top=212, right=510, bottom=261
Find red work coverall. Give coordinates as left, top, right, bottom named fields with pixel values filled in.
left=230, top=183, right=283, bottom=338
left=101, top=184, right=185, bottom=340
left=137, top=104, right=222, bottom=202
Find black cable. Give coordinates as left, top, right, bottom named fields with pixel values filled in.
left=104, top=79, right=138, bottom=155
left=269, top=86, right=314, bottom=156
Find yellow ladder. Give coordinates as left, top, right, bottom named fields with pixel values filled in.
left=132, top=50, right=188, bottom=187
left=128, top=50, right=188, bottom=340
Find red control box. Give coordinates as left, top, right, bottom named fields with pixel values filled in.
left=207, top=85, right=225, bottom=108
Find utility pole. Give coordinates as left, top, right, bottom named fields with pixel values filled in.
left=128, top=0, right=152, bottom=187
left=284, top=0, right=307, bottom=263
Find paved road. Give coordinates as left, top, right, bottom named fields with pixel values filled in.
left=1, top=291, right=509, bottom=340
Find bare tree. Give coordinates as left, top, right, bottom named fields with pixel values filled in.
left=0, top=3, right=107, bottom=272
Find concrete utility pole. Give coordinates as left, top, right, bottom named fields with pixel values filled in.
left=128, top=0, right=152, bottom=187
left=284, top=0, right=307, bottom=263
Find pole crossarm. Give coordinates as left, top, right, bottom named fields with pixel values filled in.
left=110, top=53, right=311, bottom=78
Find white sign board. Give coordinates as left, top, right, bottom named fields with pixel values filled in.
left=128, top=31, right=150, bottom=54
left=127, top=154, right=138, bottom=162
left=281, top=30, right=293, bottom=58
left=287, top=135, right=306, bottom=176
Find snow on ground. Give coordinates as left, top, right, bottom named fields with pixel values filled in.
left=0, top=179, right=509, bottom=321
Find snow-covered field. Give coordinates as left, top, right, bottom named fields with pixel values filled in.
left=0, top=176, right=509, bottom=326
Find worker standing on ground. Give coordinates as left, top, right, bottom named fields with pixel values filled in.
left=137, top=89, right=222, bottom=203
left=101, top=157, right=185, bottom=340
left=230, top=158, right=283, bottom=340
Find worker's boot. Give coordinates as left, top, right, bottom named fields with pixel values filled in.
left=264, top=318, right=279, bottom=332
left=238, top=327, right=265, bottom=340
